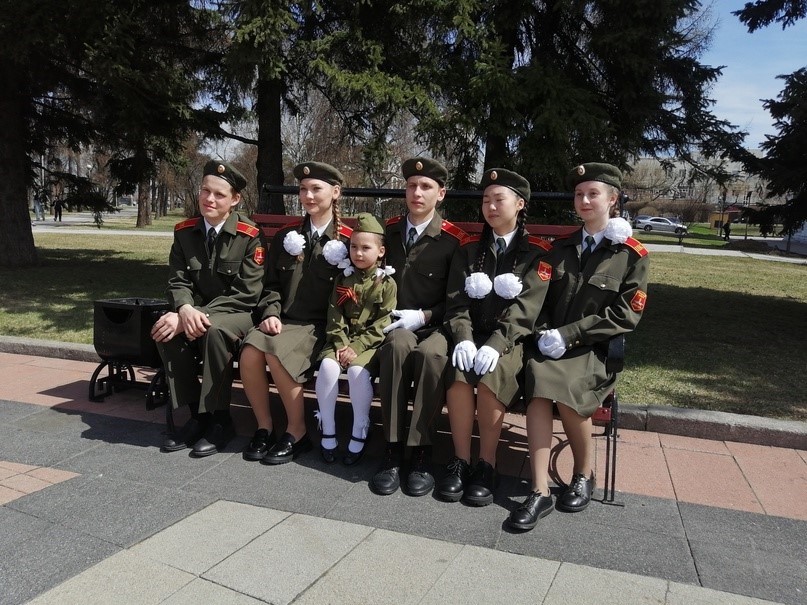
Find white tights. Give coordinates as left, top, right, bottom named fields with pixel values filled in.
left=315, top=357, right=373, bottom=453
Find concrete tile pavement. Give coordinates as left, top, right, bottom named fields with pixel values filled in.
left=0, top=349, right=805, bottom=604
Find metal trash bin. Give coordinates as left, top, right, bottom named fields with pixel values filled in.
left=93, top=298, right=169, bottom=367
left=89, top=298, right=170, bottom=403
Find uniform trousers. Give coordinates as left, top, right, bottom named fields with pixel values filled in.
left=156, top=311, right=255, bottom=413
left=376, top=328, right=449, bottom=447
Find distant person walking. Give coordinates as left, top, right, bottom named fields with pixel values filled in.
left=723, top=220, right=731, bottom=241
left=32, top=192, right=46, bottom=221
left=53, top=198, right=63, bottom=222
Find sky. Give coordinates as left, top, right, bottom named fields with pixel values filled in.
left=701, top=1, right=807, bottom=150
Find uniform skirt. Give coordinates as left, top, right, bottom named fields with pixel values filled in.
left=241, top=320, right=325, bottom=383
left=449, top=342, right=525, bottom=409
left=523, top=344, right=615, bottom=418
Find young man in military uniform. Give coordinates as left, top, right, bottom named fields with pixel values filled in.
left=151, top=159, right=266, bottom=457
left=372, top=157, right=467, bottom=496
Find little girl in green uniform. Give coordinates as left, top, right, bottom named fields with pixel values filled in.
left=315, top=213, right=397, bottom=465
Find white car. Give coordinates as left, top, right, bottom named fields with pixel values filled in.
left=634, top=216, right=688, bottom=234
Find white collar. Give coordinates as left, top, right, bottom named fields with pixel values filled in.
left=204, top=219, right=225, bottom=235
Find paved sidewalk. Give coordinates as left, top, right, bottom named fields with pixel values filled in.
left=0, top=350, right=805, bottom=605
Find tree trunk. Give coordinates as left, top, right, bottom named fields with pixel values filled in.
left=255, top=75, right=285, bottom=214
left=0, top=64, right=38, bottom=266
left=136, top=179, right=152, bottom=226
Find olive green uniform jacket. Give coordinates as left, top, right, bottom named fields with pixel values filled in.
left=241, top=217, right=352, bottom=382
left=445, top=231, right=553, bottom=408
left=158, top=211, right=266, bottom=413
left=524, top=230, right=649, bottom=417
left=377, top=212, right=467, bottom=445
left=319, top=267, right=397, bottom=368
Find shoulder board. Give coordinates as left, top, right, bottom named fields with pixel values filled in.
left=441, top=220, right=468, bottom=241
left=280, top=219, right=304, bottom=231
left=461, top=234, right=481, bottom=247
left=174, top=218, right=200, bottom=231
left=337, top=224, right=353, bottom=238
left=386, top=215, right=403, bottom=226
left=236, top=222, right=260, bottom=238
left=528, top=235, right=553, bottom=251
left=624, top=237, right=649, bottom=257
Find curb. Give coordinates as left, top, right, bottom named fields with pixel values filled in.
left=1, top=336, right=805, bottom=450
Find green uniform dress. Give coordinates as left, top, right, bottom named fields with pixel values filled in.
left=157, top=211, right=266, bottom=413
left=241, top=217, right=352, bottom=382
left=319, top=267, right=397, bottom=368
left=524, top=230, right=649, bottom=417
left=377, top=212, right=467, bottom=446
left=445, top=230, right=553, bottom=408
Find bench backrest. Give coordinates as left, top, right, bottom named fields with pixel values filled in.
left=251, top=214, right=580, bottom=242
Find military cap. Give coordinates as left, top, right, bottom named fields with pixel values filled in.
left=203, top=159, right=247, bottom=192
left=293, top=161, right=344, bottom=185
left=481, top=168, right=530, bottom=202
left=401, top=157, right=448, bottom=187
left=352, top=212, right=385, bottom=236
left=566, top=162, right=622, bottom=190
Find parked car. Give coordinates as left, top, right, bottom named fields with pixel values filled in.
left=631, top=214, right=651, bottom=228
left=633, top=216, right=688, bottom=234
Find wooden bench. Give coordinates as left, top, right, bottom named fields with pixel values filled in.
left=249, top=213, right=624, bottom=504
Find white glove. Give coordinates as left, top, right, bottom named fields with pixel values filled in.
left=452, top=340, right=477, bottom=372
left=474, top=345, right=500, bottom=375
left=538, top=329, right=566, bottom=360
left=382, top=309, right=426, bottom=333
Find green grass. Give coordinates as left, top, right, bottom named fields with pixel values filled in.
left=2, top=233, right=806, bottom=421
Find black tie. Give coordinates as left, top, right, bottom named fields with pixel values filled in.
left=310, top=230, right=320, bottom=249
left=405, top=227, right=417, bottom=252
left=580, top=235, right=595, bottom=268
left=206, top=227, right=217, bottom=256
left=496, top=237, right=506, bottom=256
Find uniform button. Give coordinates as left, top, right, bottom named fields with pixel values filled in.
left=227, top=269, right=232, bottom=273
left=186, top=266, right=191, bottom=270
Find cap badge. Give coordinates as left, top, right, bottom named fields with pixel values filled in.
left=415, top=161, right=423, bottom=171
left=303, top=166, right=311, bottom=175
left=576, top=165, right=585, bottom=176
left=490, top=170, right=498, bottom=180
left=217, top=164, right=226, bottom=174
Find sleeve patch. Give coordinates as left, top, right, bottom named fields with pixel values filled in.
left=630, top=290, right=647, bottom=312
left=537, top=261, right=552, bottom=281
left=253, top=246, right=266, bottom=265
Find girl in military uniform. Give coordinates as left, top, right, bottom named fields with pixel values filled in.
left=510, top=163, right=649, bottom=531
left=439, top=169, right=552, bottom=506
left=314, top=213, right=397, bottom=465
left=239, top=162, right=352, bottom=465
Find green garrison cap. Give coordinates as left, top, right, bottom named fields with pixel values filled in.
left=566, top=162, right=622, bottom=190
left=353, top=212, right=385, bottom=235
left=481, top=168, right=530, bottom=202
left=401, top=157, right=448, bottom=187
left=203, top=160, right=247, bottom=192
left=293, top=161, right=344, bottom=185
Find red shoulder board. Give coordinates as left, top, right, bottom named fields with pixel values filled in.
left=236, top=222, right=260, bottom=238
left=337, top=224, right=353, bottom=238
left=461, top=234, right=481, bottom=247
left=528, top=235, right=553, bottom=252
left=174, top=218, right=200, bottom=231
left=386, top=215, right=403, bottom=226
left=441, top=220, right=468, bottom=241
left=624, top=237, right=648, bottom=257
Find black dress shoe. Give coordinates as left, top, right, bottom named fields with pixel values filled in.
left=557, top=473, right=595, bottom=512
left=162, top=417, right=207, bottom=452
left=192, top=422, right=235, bottom=457
left=320, top=433, right=338, bottom=464
left=243, top=429, right=276, bottom=461
left=463, top=459, right=498, bottom=506
left=261, top=432, right=312, bottom=465
left=507, top=491, right=554, bottom=530
left=370, top=445, right=401, bottom=495
left=436, top=456, right=471, bottom=502
left=342, top=435, right=367, bottom=466
left=405, top=446, right=434, bottom=497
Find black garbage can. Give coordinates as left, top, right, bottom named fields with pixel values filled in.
left=93, top=298, right=169, bottom=368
